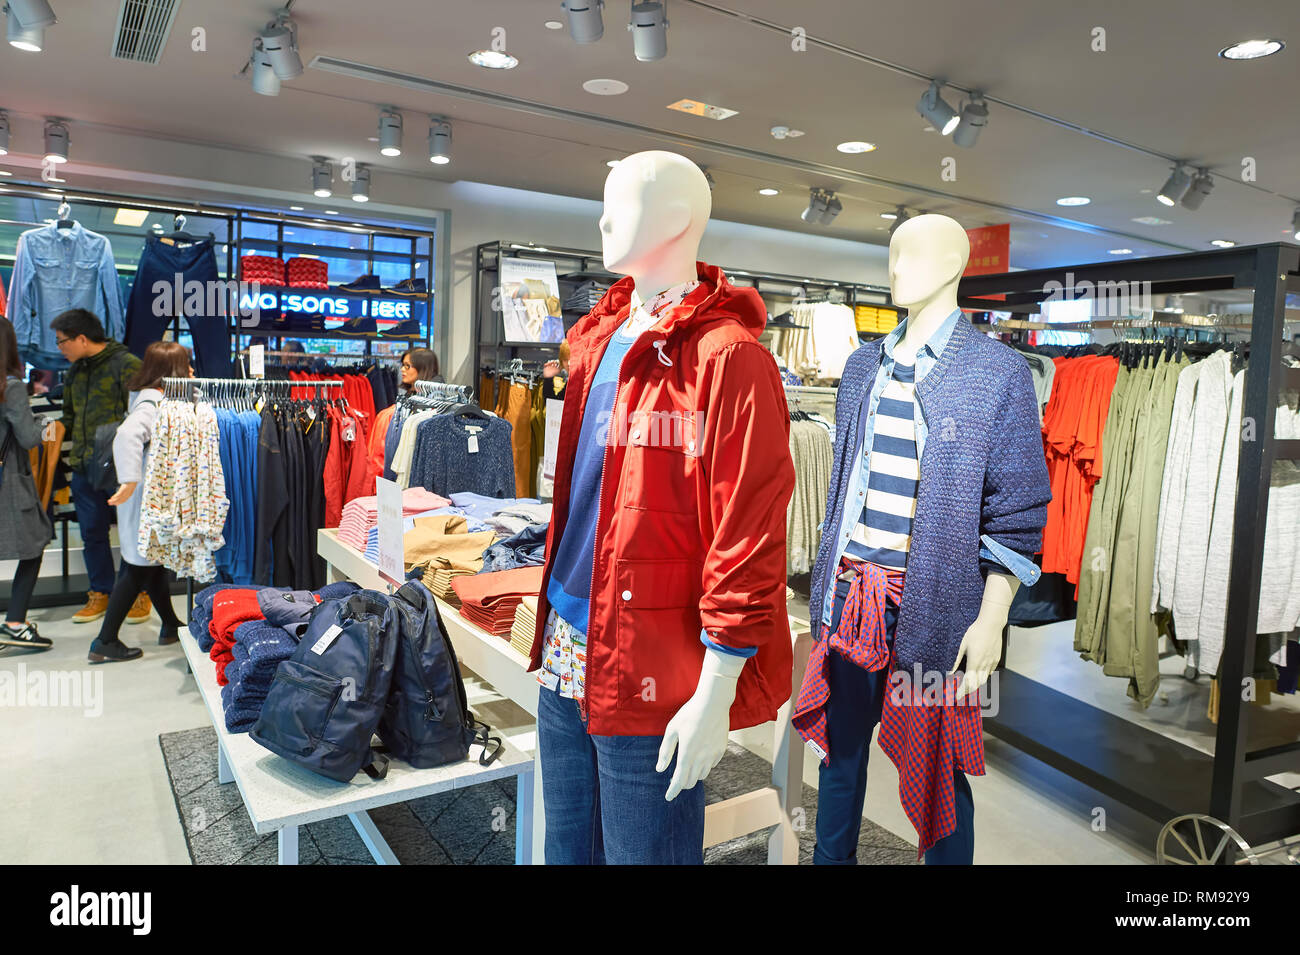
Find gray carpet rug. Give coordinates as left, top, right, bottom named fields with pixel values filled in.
left=159, top=726, right=918, bottom=865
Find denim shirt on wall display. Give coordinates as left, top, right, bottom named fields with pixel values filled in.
left=9, top=223, right=125, bottom=369
left=820, top=307, right=1041, bottom=629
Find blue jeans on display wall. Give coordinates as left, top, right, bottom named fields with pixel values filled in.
left=537, top=684, right=706, bottom=865
left=124, top=234, right=228, bottom=378
left=814, top=579, right=975, bottom=866
left=70, top=469, right=117, bottom=595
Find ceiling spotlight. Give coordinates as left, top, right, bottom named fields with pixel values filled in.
left=757, top=187, right=779, bottom=196
left=605, top=159, right=621, bottom=167
left=468, top=49, right=519, bottom=69
left=1210, top=239, right=1236, bottom=248
left=1056, top=196, right=1091, bottom=206
left=836, top=141, right=876, bottom=154
left=0, top=112, right=8, bottom=155
left=888, top=207, right=911, bottom=235
left=628, top=1, right=667, bottom=62
left=42, top=119, right=68, bottom=163
left=1293, top=207, right=1300, bottom=242
left=5, top=5, right=48, bottom=51
left=259, top=13, right=303, bottom=80
left=1156, top=166, right=1191, bottom=206
left=378, top=110, right=403, bottom=157
left=952, top=94, right=989, bottom=148
left=351, top=165, right=370, bottom=202
left=1181, top=169, right=1214, bottom=210
left=1218, top=39, right=1284, bottom=60
left=428, top=118, right=452, bottom=165
left=311, top=158, right=333, bottom=198
left=249, top=40, right=280, bottom=96
left=820, top=194, right=842, bottom=225
left=916, top=80, right=960, bottom=136
left=561, top=0, right=604, bottom=43
left=801, top=189, right=828, bottom=224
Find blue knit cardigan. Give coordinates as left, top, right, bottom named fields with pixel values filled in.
left=808, top=315, right=1051, bottom=674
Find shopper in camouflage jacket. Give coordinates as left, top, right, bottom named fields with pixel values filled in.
left=58, top=323, right=141, bottom=469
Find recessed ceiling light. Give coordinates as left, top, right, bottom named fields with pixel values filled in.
left=880, top=211, right=898, bottom=220
left=583, top=78, right=628, bottom=95
left=1139, top=188, right=1153, bottom=194
left=1056, top=196, right=1091, bottom=206
left=667, top=98, right=738, bottom=120
left=325, top=210, right=338, bottom=215
left=289, top=205, right=304, bottom=211
left=0, top=170, right=10, bottom=177
left=1132, top=215, right=1172, bottom=225
left=757, top=187, right=779, bottom=196
left=367, top=137, right=379, bottom=143
left=1218, top=39, right=1284, bottom=60
left=284, top=230, right=295, bottom=236
left=1108, top=248, right=1133, bottom=255
left=836, top=141, right=877, bottom=154
left=606, top=159, right=621, bottom=167
left=1210, top=239, right=1236, bottom=247
left=113, top=208, right=150, bottom=227
left=469, top=50, right=518, bottom=69
left=544, top=20, right=564, bottom=30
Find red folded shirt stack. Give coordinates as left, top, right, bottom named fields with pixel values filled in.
left=239, top=255, right=286, bottom=286
left=452, top=567, right=545, bottom=637
left=286, top=256, right=329, bottom=289
left=209, top=590, right=266, bottom=686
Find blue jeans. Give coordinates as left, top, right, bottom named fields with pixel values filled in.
left=814, top=579, right=975, bottom=865
left=537, top=685, right=706, bottom=864
left=124, top=234, right=228, bottom=377
left=70, top=469, right=117, bottom=594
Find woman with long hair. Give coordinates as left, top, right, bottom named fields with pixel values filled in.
left=88, top=341, right=192, bottom=663
left=400, top=347, right=440, bottom=390
left=0, top=317, right=54, bottom=651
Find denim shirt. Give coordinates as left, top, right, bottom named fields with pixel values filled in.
left=9, top=222, right=125, bottom=369
left=819, top=308, right=1041, bottom=628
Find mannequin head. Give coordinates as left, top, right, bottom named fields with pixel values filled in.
left=599, top=150, right=710, bottom=292
left=888, top=214, right=970, bottom=309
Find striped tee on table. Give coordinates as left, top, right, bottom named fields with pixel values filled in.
left=844, top=361, right=919, bottom=570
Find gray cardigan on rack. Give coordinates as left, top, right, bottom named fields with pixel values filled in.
left=0, top=377, right=54, bottom=560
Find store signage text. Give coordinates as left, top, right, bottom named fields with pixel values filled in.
left=236, top=291, right=412, bottom=320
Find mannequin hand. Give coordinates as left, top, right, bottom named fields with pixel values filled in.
left=108, top=482, right=137, bottom=507
left=657, top=648, right=744, bottom=801
left=950, top=572, right=1018, bottom=701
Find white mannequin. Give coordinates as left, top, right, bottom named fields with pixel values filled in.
left=598, top=150, right=745, bottom=801
left=888, top=214, right=1018, bottom=701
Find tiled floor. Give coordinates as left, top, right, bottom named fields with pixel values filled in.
left=2, top=595, right=1295, bottom=864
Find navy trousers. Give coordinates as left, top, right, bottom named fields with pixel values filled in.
left=814, top=579, right=975, bottom=865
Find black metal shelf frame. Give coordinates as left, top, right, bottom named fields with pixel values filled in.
left=961, top=242, right=1300, bottom=849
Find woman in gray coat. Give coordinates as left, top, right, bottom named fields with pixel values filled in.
left=0, top=317, right=54, bottom=651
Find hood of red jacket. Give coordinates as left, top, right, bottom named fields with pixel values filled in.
left=568, top=262, right=768, bottom=345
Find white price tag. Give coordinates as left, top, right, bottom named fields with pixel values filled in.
left=468, top=434, right=479, bottom=454
left=310, top=623, right=343, bottom=655
left=249, top=344, right=265, bottom=378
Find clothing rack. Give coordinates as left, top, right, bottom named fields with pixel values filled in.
left=238, top=349, right=403, bottom=361
left=960, top=243, right=1300, bottom=851
left=163, top=376, right=343, bottom=403
left=410, top=379, right=472, bottom=405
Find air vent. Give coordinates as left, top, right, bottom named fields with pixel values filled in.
left=111, top=0, right=180, bottom=64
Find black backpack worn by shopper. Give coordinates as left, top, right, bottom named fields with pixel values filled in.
left=90, top=395, right=158, bottom=494
left=379, top=580, right=502, bottom=769
left=251, top=590, right=400, bottom=782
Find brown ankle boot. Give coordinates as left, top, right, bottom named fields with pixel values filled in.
left=72, top=591, right=110, bottom=624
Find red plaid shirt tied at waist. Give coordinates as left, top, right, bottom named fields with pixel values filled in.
left=792, top=557, right=986, bottom=858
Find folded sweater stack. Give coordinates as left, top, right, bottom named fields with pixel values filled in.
left=220, top=621, right=299, bottom=732
left=509, top=595, right=538, bottom=656
left=338, top=487, right=450, bottom=550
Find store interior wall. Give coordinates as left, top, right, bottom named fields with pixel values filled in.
left=3, top=116, right=890, bottom=385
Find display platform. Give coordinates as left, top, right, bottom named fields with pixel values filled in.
left=179, top=626, right=535, bottom=865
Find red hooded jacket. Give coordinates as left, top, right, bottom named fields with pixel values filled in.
left=529, top=263, right=795, bottom=735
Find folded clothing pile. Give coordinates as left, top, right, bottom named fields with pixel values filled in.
left=239, top=255, right=285, bottom=286
left=422, top=564, right=473, bottom=606
left=483, top=501, right=552, bottom=538
left=286, top=256, right=329, bottom=290
left=452, top=566, right=545, bottom=636
left=190, top=583, right=261, bottom=653
left=206, top=581, right=360, bottom=686
left=404, top=513, right=498, bottom=573
left=481, top=522, right=549, bottom=574
left=447, top=491, right=542, bottom=524
left=509, top=595, right=538, bottom=656
left=220, top=621, right=299, bottom=732
left=338, top=486, right=450, bottom=550
left=563, top=279, right=609, bottom=313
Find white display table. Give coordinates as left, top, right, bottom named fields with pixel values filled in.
left=317, top=527, right=814, bottom=865
left=180, top=624, right=535, bottom=865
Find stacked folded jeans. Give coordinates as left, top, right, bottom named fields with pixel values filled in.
left=483, top=502, right=552, bottom=537
left=453, top=566, right=545, bottom=636
left=563, top=280, right=608, bottom=313
left=481, top=522, right=549, bottom=573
